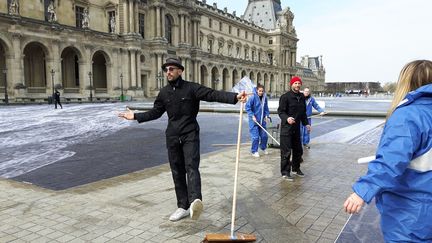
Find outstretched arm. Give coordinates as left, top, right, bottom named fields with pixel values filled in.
left=118, top=93, right=165, bottom=122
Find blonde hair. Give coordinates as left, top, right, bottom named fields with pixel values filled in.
left=387, top=60, right=432, bottom=119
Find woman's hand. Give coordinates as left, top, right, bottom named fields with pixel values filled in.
left=343, top=193, right=365, bottom=214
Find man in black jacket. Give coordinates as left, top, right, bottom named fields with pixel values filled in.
left=53, top=89, right=62, bottom=109
left=119, top=57, right=246, bottom=221
left=277, top=76, right=310, bottom=181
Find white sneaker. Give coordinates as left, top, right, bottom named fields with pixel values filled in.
left=169, top=208, right=190, bottom=221
left=190, top=199, right=203, bottom=220
left=252, top=152, right=260, bottom=158
left=262, top=150, right=269, bottom=155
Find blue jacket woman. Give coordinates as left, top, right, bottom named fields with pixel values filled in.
left=245, top=84, right=270, bottom=157
left=344, top=60, right=432, bottom=242
left=301, top=88, right=324, bottom=147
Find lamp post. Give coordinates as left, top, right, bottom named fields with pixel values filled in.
left=88, top=71, right=93, bottom=102
left=156, top=71, right=164, bottom=90
left=120, top=73, right=124, bottom=101
left=50, top=69, right=55, bottom=94
left=2, top=68, right=8, bottom=105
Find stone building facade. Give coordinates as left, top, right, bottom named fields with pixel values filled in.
left=0, top=0, right=303, bottom=102
left=296, top=55, right=326, bottom=92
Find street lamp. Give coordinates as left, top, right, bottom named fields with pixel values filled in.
left=88, top=71, right=93, bottom=102
left=156, top=71, right=164, bottom=90
left=120, top=73, right=124, bottom=101
left=2, top=68, right=8, bottom=105
left=50, top=69, right=55, bottom=94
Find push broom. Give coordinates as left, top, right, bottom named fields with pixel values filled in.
left=203, top=78, right=256, bottom=242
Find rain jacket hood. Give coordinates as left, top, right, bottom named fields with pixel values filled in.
left=353, top=83, right=432, bottom=242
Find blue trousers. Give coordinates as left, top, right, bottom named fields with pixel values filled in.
left=249, top=124, right=268, bottom=153
left=301, top=118, right=312, bottom=145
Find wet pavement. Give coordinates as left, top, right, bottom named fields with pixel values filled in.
left=0, top=100, right=387, bottom=242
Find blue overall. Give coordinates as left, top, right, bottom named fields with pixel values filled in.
left=301, top=96, right=323, bottom=145
left=245, top=88, right=270, bottom=153
left=353, top=84, right=432, bottom=242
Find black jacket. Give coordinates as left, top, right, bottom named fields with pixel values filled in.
left=54, top=91, right=60, bottom=101
left=135, top=77, right=238, bottom=136
left=278, top=90, right=308, bottom=135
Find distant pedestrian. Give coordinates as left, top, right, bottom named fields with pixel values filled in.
left=53, top=89, right=62, bottom=109
left=118, top=57, right=247, bottom=222
left=343, top=60, right=432, bottom=242
left=301, top=87, right=325, bottom=149
left=278, top=76, right=310, bottom=181
left=245, top=83, right=270, bottom=157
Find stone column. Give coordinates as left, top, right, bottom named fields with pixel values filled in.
left=136, top=51, right=142, bottom=88
left=185, top=18, right=189, bottom=44
left=161, top=8, right=165, bottom=40
left=130, top=49, right=137, bottom=87
left=11, top=34, right=22, bottom=89
left=183, top=58, right=188, bottom=80
left=135, top=1, right=139, bottom=34
left=179, top=14, right=184, bottom=43
left=123, top=1, right=129, bottom=33
left=121, top=48, right=129, bottom=88
left=52, top=40, right=61, bottom=89
left=129, top=0, right=134, bottom=33
left=155, top=7, right=160, bottom=37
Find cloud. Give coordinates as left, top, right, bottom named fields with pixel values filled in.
left=295, top=0, right=432, bottom=82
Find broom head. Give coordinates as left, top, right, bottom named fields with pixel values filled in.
left=203, top=233, right=256, bottom=242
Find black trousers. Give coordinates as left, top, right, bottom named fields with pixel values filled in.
left=166, top=129, right=201, bottom=210
left=54, top=99, right=62, bottom=109
left=280, top=128, right=303, bottom=176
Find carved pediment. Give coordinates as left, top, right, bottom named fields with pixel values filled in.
left=104, top=1, right=117, bottom=10
left=74, top=0, right=89, bottom=6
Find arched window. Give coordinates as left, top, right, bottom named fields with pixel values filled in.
left=165, top=15, right=173, bottom=44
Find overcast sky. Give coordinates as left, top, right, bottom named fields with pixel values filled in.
left=210, top=0, right=432, bottom=83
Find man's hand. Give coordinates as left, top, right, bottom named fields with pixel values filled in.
left=252, top=116, right=257, bottom=122
left=306, top=125, right=311, bottom=132
left=343, top=193, right=365, bottom=214
left=287, top=117, right=295, bottom=125
left=237, top=91, right=247, bottom=103
left=319, top=112, right=326, bottom=116
left=118, top=108, right=135, bottom=120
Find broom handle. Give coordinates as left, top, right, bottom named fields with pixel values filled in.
left=230, top=102, right=243, bottom=238
left=253, top=120, right=280, bottom=146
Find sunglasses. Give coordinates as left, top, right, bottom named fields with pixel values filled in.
left=163, top=67, right=179, bottom=72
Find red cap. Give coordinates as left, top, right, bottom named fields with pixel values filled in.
left=290, top=76, right=302, bottom=86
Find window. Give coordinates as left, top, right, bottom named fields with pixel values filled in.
left=237, top=29, right=240, bottom=37
left=139, top=13, right=145, bottom=38
left=208, top=40, right=213, bottom=53
left=269, top=39, right=273, bottom=44
left=219, top=22, right=222, bottom=31
left=229, top=25, right=232, bottom=34
left=75, top=6, right=84, bottom=28
left=268, top=53, right=273, bottom=64
left=165, top=15, right=173, bottom=44
left=252, top=34, right=255, bottom=42
left=245, top=31, right=248, bottom=39
left=209, top=18, right=212, bottom=28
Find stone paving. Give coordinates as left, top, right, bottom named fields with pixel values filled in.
left=0, top=138, right=376, bottom=242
